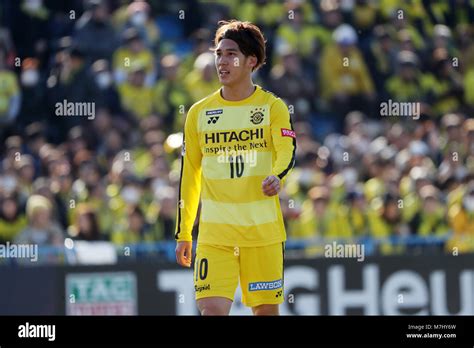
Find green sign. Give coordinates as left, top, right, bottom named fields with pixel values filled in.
left=66, top=272, right=137, bottom=315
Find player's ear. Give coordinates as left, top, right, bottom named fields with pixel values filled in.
left=247, top=55, right=257, bottom=70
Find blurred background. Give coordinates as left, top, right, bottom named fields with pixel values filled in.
left=0, top=0, right=473, bottom=315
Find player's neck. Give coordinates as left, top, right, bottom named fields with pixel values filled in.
left=221, top=80, right=256, bottom=101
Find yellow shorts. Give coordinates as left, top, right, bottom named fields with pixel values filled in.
left=194, top=242, right=285, bottom=307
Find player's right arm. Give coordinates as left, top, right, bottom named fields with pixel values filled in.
left=175, top=105, right=202, bottom=267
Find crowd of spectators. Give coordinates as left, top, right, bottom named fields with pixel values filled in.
left=0, top=0, right=473, bottom=257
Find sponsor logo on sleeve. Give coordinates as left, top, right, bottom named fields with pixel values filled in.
left=281, top=128, right=296, bottom=138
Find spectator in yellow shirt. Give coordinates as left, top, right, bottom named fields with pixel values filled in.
left=234, top=0, right=285, bottom=28
left=121, top=0, right=160, bottom=50
left=14, top=195, right=64, bottom=246
left=447, top=184, right=474, bottom=253
left=385, top=50, right=429, bottom=103
left=117, top=62, right=153, bottom=120
left=0, top=48, right=20, bottom=132
left=367, top=193, right=409, bottom=254
left=112, top=1, right=160, bottom=51
left=0, top=194, right=27, bottom=243
left=274, top=6, right=321, bottom=62
left=268, top=49, right=315, bottom=123
left=113, top=27, right=155, bottom=86
left=183, top=52, right=220, bottom=103
left=409, top=185, right=449, bottom=237
left=465, top=66, right=474, bottom=111
left=343, top=189, right=369, bottom=237
left=464, top=119, right=474, bottom=171
left=320, top=24, right=375, bottom=123
left=153, top=54, right=191, bottom=132
left=424, top=48, right=464, bottom=117
left=111, top=205, right=156, bottom=245
left=368, top=25, right=397, bottom=99
left=293, top=186, right=352, bottom=240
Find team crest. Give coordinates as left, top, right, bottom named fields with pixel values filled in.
left=250, top=107, right=265, bottom=125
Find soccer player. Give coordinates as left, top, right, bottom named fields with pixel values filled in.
left=175, top=20, right=296, bottom=316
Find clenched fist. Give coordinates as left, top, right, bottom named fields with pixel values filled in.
left=262, top=175, right=281, bottom=196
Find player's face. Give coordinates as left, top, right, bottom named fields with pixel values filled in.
left=214, top=39, right=255, bottom=86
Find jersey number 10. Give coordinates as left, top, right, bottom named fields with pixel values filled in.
left=229, top=155, right=244, bottom=178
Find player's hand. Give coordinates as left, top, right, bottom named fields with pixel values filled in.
left=262, top=175, right=281, bottom=196
left=175, top=241, right=193, bottom=267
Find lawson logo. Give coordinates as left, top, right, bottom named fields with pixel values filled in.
left=248, top=279, right=282, bottom=292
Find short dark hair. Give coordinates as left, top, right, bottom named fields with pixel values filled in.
left=214, top=20, right=266, bottom=71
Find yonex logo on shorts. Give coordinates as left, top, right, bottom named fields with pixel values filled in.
left=248, top=279, right=282, bottom=291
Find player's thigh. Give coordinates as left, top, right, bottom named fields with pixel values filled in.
left=239, top=242, right=285, bottom=308
left=194, top=244, right=239, bottom=304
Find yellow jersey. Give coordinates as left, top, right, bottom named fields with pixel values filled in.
left=175, top=85, right=296, bottom=247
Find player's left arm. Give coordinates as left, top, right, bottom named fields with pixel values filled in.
left=262, top=98, right=296, bottom=196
